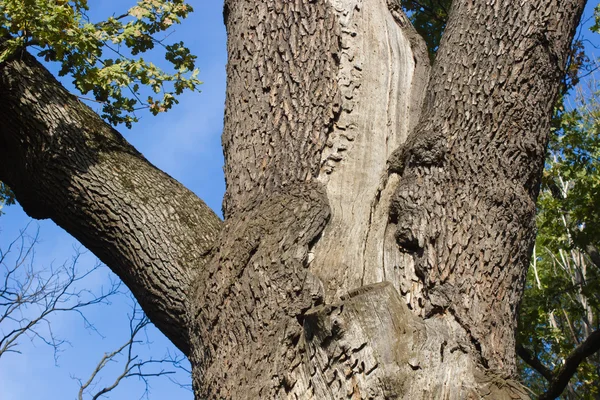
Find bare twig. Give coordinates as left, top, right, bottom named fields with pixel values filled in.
left=0, top=224, right=120, bottom=361
left=75, top=301, right=189, bottom=400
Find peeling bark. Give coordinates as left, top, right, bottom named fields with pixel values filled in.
left=301, top=282, right=528, bottom=399
left=309, top=0, right=430, bottom=307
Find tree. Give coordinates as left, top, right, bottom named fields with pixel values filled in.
left=0, top=0, right=591, bottom=398
left=518, top=75, right=600, bottom=399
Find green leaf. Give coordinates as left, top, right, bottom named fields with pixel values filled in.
left=1, top=0, right=201, bottom=127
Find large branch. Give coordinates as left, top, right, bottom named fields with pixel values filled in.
left=539, top=329, right=600, bottom=400
left=0, top=49, right=222, bottom=355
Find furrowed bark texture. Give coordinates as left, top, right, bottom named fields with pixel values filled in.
left=187, top=0, right=586, bottom=398
left=0, top=51, right=222, bottom=355
left=189, top=0, right=535, bottom=397
left=190, top=0, right=341, bottom=395
left=0, top=0, right=588, bottom=398
left=191, top=182, right=330, bottom=398
left=389, top=0, right=586, bottom=375
left=220, top=0, right=341, bottom=218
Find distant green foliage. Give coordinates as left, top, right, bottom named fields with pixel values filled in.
left=543, top=100, right=600, bottom=251
left=0, top=0, right=200, bottom=127
left=517, top=76, right=600, bottom=399
left=401, top=0, right=451, bottom=60
left=0, top=182, right=15, bottom=215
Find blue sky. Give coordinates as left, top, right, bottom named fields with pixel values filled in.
left=1, top=1, right=599, bottom=400
left=0, top=1, right=226, bottom=399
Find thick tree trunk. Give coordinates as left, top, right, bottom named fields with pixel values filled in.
left=0, top=0, right=587, bottom=398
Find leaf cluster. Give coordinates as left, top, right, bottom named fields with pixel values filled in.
left=0, top=0, right=200, bottom=127
left=542, top=89, right=600, bottom=255
left=0, top=182, right=15, bottom=215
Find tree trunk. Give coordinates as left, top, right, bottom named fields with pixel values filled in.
left=0, top=0, right=587, bottom=398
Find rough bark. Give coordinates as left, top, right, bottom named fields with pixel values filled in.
left=389, top=0, right=586, bottom=375
left=0, top=0, right=589, bottom=398
left=188, top=0, right=585, bottom=397
left=0, top=50, right=222, bottom=355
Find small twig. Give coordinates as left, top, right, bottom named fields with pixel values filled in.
left=76, top=300, right=188, bottom=400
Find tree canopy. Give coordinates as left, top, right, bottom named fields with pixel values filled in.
left=0, top=0, right=199, bottom=127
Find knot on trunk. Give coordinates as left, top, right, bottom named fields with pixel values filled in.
left=387, top=128, right=446, bottom=176
left=389, top=173, right=428, bottom=255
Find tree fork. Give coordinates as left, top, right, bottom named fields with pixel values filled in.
left=191, top=0, right=587, bottom=397
left=0, top=0, right=589, bottom=398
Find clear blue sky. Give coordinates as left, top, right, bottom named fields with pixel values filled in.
left=1, top=1, right=599, bottom=399
left=0, top=0, right=226, bottom=398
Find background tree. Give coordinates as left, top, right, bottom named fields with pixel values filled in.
left=0, top=0, right=593, bottom=398
left=517, top=74, right=600, bottom=399
left=0, top=224, right=118, bottom=359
